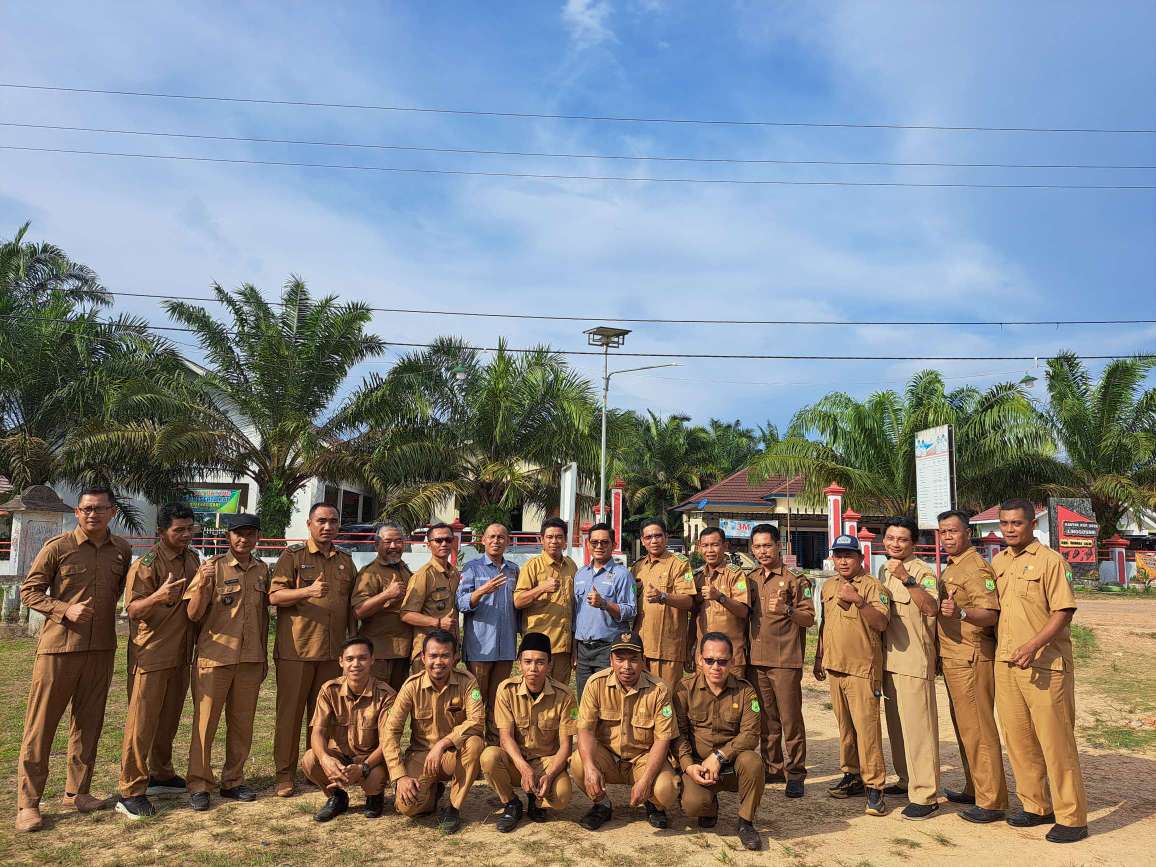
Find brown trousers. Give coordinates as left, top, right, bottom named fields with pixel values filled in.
left=828, top=671, right=886, bottom=789
left=943, top=657, right=1008, bottom=810
left=995, top=663, right=1087, bottom=826
left=748, top=665, right=807, bottom=781
left=567, top=743, right=679, bottom=810
left=883, top=671, right=941, bottom=805
left=17, top=650, right=115, bottom=808
left=551, top=652, right=573, bottom=688
left=187, top=661, right=264, bottom=793
left=273, top=658, right=341, bottom=786
left=466, top=659, right=513, bottom=744
left=644, top=657, right=685, bottom=692
left=371, top=657, right=411, bottom=693
left=395, top=736, right=485, bottom=816
left=302, top=748, right=389, bottom=795
left=480, top=747, right=572, bottom=809
left=118, top=664, right=190, bottom=797
left=680, top=749, right=763, bottom=821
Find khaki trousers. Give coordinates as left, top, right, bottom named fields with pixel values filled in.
left=567, top=743, right=679, bottom=810
left=273, top=658, right=341, bottom=786
left=749, top=665, right=807, bottom=781
left=828, top=671, right=886, bottom=789
left=371, top=657, right=411, bottom=693
left=551, top=652, right=573, bottom=688
left=943, top=657, right=1008, bottom=810
left=466, top=659, right=513, bottom=744
left=680, top=749, right=763, bottom=821
left=302, top=748, right=389, bottom=795
left=480, top=747, right=572, bottom=809
left=995, top=663, right=1087, bottom=826
left=187, top=661, right=264, bottom=793
left=395, top=736, right=485, bottom=816
left=118, top=664, right=190, bottom=796
left=643, top=657, right=684, bottom=692
left=883, top=671, right=941, bottom=805
left=17, top=650, right=115, bottom=808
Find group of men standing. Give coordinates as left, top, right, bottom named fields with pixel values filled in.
left=13, top=486, right=1088, bottom=848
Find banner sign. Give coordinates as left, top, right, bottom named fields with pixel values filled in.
left=1047, top=497, right=1099, bottom=579
left=915, top=425, right=955, bottom=530
left=719, top=518, right=777, bottom=540
left=186, top=488, right=243, bottom=516
left=1135, top=551, right=1156, bottom=587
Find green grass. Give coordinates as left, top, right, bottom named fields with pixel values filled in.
left=1083, top=725, right=1156, bottom=751
left=1071, top=624, right=1098, bottom=661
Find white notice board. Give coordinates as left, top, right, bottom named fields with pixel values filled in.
left=914, top=425, right=955, bottom=530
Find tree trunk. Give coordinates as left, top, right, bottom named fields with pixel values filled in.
left=257, top=479, right=295, bottom=541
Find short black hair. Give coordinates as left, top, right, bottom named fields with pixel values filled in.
left=936, top=509, right=971, bottom=529
left=540, top=516, right=568, bottom=536
left=699, top=631, right=734, bottom=653
left=157, top=502, right=195, bottom=531
left=884, top=516, right=920, bottom=543
left=750, top=523, right=780, bottom=543
left=588, top=521, right=615, bottom=542
left=639, top=517, right=666, bottom=535
left=422, top=627, right=458, bottom=654
left=309, top=501, right=340, bottom=518
left=426, top=521, right=453, bottom=538
left=999, top=499, right=1037, bottom=522
left=341, top=636, right=374, bottom=656
left=77, top=484, right=115, bottom=504
left=699, top=526, right=726, bottom=543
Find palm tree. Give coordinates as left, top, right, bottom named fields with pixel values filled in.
left=707, top=418, right=762, bottom=476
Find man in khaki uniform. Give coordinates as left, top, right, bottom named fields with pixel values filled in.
left=482, top=632, right=577, bottom=832
left=936, top=508, right=1008, bottom=824
left=116, top=503, right=200, bottom=819
left=400, top=522, right=461, bottom=670
left=630, top=518, right=697, bottom=689
left=691, top=527, right=751, bottom=669
left=878, top=516, right=942, bottom=820
left=745, top=522, right=814, bottom=797
left=814, top=534, right=891, bottom=817
left=992, top=499, right=1088, bottom=844
left=269, top=502, right=356, bottom=796
left=675, top=631, right=763, bottom=850
left=16, top=485, right=131, bottom=832
left=303, top=637, right=395, bottom=822
left=514, top=517, right=578, bottom=683
left=184, top=513, right=270, bottom=811
left=569, top=630, right=680, bottom=831
left=352, top=522, right=412, bottom=690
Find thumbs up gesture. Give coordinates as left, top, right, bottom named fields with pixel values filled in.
left=939, top=589, right=958, bottom=619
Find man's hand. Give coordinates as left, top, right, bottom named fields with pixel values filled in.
left=586, top=587, right=604, bottom=609
left=701, top=753, right=721, bottom=783
left=154, top=573, right=186, bottom=605
left=395, top=775, right=419, bottom=806
left=320, top=753, right=345, bottom=783
left=940, top=589, right=959, bottom=620
left=534, top=772, right=553, bottom=799
left=770, top=587, right=788, bottom=613
left=812, top=655, right=826, bottom=682
left=629, top=776, right=654, bottom=807
left=64, top=597, right=94, bottom=624
left=423, top=742, right=446, bottom=778
left=645, top=584, right=665, bottom=604
left=518, top=763, right=537, bottom=794
left=540, top=577, right=560, bottom=595
left=683, top=657, right=696, bottom=674
left=197, top=562, right=215, bottom=584
left=887, top=558, right=908, bottom=581
left=1010, top=643, right=1037, bottom=669
left=307, top=577, right=328, bottom=599
left=686, top=764, right=712, bottom=786
left=380, top=581, right=404, bottom=603
left=836, top=580, right=862, bottom=608
left=583, top=765, right=605, bottom=801
left=701, top=583, right=722, bottom=602
left=480, top=575, right=508, bottom=596
left=343, top=762, right=365, bottom=785
left=437, top=613, right=455, bottom=630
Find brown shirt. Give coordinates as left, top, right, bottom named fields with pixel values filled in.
left=577, top=668, right=678, bottom=761
left=383, top=669, right=484, bottom=779
left=747, top=564, right=815, bottom=669
left=310, top=676, right=397, bottom=761
left=993, top=539, right=1077, bottom=671
left=818, top=573, right=889, bottom=681
left=400, top=558, right=461, bottom=659
left=21, top=527, right=132, bottom=654
left=185, top=553, right=271, bottom=667
left=692, top=563, right=752, bottom=667
left=632, top=551, right=699, bottom=662
left=125, top=542, right=200, bottom=672
left=270, top=540, right=356, bottom=662
left=352, top=558, right=413, bottom=660
left=939, top=546, right=1000, bottom=662
left=493, top=674, right=578, bottom=760
left=880, top=557, right=940, bottom=681
left=515, top=552, right=578, bottom=654
left=674, top=672, right=761, bottom=771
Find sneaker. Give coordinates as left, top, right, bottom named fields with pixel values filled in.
left=865, top=788, right=887, bottom=816
left=943, top=788, right=974, bottom=805
left=219, top=785, right=256, bottom=802
left=828, top=773, right=864, bottom=799
left=526, top=793, right=547, bottom=822
left=882, top=783, right=908, bottom=796
left=363, top=793, right=384, bottom=818
left=495, top=797, right=523, bottom=833
left=579, top=802, right=612, bottom=831
left=115, top=795, right=156, bottom=820
left=315, top=789, right=349, bottom=823
left=737, top=819, right=762, bottom=851
left=902, top=802, right=939, bottom=821
left=960, top=806, right=1005, bottom=824
left=1045, top=823, right=1088, bottom=844
left=785, top=780, right=805, bottom=799
left=146, top=775, right=187, bottom=795
left=1007, top=809, right=1055, bottom=828
left=645, top=800, right=668, bottom=829
left=190, top=792, right=210, bottom=812
left=697, top=815, right=718, bottom=829
left=438, top=804, right=462, bottom=834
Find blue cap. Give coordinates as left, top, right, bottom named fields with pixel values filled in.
left=830, top=534, right=860, bottom=552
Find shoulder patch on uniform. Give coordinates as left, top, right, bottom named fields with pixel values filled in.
left=470, top=687, right=482, bottom=701
left=673, top=552, right=689, bottom=563
left=286, top=542, right=305, bottom=552
left=751, top=699, right=761, bottom=713
left=660, top=704, right=672, bottom=718
left=734, top=580, right=747, bottom=592
left=139, top=550, right=157, bottom=566
left=803, top=586, right=812, bottom=599
left=879, top=592, right=890, bottom=605
left=569, top=707, right=579, bottom=720
left=921, top=576, right=936, bottom=589
left=984, top=578, right=996, bottom=591
left=788, top=566, right=805, bottom=578
left=1065, top=570, right=1073, bottom=583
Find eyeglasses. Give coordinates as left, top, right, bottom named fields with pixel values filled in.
left=589, top=539, right=611, bottom=546
left=77, top=506, right=112, bottom=515
left=428, top=537, right=453, bottom=545
left=701, top=657, right=731, bottom=667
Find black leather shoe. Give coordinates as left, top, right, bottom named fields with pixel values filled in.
left=828, top=773, right=864, bottom=799
left=190, top=792, right=210, bottom=812
left=960, top=806, right=1005, bottom=824
left=697, top=815, right=717, bottom=828
left=363, top=793, right=384, bottom=818
left=146, top=775, right=187, bottom=795
left=580, top=802, right=613, bottom=830
left=865, top=788, right=887, bottom=816
left=737, top=819, right=762, bottom=851
left=219, top=785, right=256, bottom=802
left=495, top=798, right=523, bottom=833
left=1007, top=809, right=1055, bottom=827
left=315, top=789, right=349, bottom=822
left=115, top=795, right=156, bottom=819
left=644, top=800, right=668, bottom=829
left=944, top=788, right=975, bottom=805
left=785, top=779, right=805, bottom=799
left=526, top=793, right=547, bottom=822
left=882, top=784, right=908, bottom=796
left=902, top=802, right=939, bottom=821
left=438, top=804, right=462, bottom=834
left=764, top=770, right=786, bottom=784
left=1045, top=823, right=1088, bottom=843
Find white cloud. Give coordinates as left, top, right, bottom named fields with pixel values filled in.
left=562, top=0, right=615, bottom=46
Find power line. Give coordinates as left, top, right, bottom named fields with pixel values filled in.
left=4, top=83, right=1154, bottom=135
left=99, top=290, right=1156, bottom=328
left=4, top=145, right=1153, bottom=190
left=4, top=121, right=1153, bottom=171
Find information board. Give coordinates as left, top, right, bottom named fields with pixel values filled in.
left=915, top=425, right=955, bottom=530
left=719, top=518, right=777, bottom=540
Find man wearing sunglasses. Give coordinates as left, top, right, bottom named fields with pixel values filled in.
left=401, top=523, right=461, bottom=671
left=573, top=523, right=636, bottom=698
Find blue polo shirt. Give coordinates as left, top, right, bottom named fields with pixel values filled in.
left=456, top=555, right=519, bottom=662
left=573, top=559, right=636, bottom=642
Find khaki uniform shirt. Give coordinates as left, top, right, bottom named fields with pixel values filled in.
left=270, top=540, right=356, bottom=662
left=692, top=563, right=752, bottom=667
left=515, top=552, right=578, bottom=654
left=880, top=557, right=940, bottom=681
left=993, top=540, right=1077, bottom=672
left=577, top=668, right=678, bottom=761
left=400, top=558, right=461, bottom=659
left=352, top=558, right=413, bottom=660
left=493, top=674, right=578, bottom=760
left=819, top=573, right=889, bottom=681
left=21, top=527, right=132, bottom=654
left=748, top=564, right=815, bottom=669
left=185, top=553, right=271, bottom=667
left=383, top=669, right=485, bottom=778
left=125, top=542, right=200, bottom=672
left=674, top=672, right=761, bottom=771
left=939, top=546, right=1000, bottom=662
left=310, top=676, right=397, bottom=760
left=632, top=552, right=698, bottom=662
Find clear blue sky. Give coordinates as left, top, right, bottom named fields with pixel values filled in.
left=2, top=1, right=1153, bottom=430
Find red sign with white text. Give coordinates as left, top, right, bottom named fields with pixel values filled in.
left=1056, top=504, right=1098, bottom=564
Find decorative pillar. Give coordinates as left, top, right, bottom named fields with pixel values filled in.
left=580, top=521, right=593, bottom=566
left=0, top=485, right=76, bottom=634
left=1105, top=535, right=1129, bottom=586
left=611, top=479, right=626, bottom=555
left=842, top=508, right=861, bottom=539
left=450, top=517, right=465, bottom=567
left=824, top=483, right=846, bottom=550
left=857, top=526, right=876, bottom=574
left=983, top=531, right=1002, bottom=562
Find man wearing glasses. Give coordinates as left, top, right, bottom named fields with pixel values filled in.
left=401, top=522, right=461, bottom=671
left=17, top=484, right=133, bottom=832
left=353, top=522, right=414, bottom=692
left=630, top=518, right=697, bottom=689
left=573, top=523, right=636, bottom=698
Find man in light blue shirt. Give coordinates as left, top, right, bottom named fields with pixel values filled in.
left=573, top=522, right=637, bottom=698
left=457, top=523, right=519, bottom=743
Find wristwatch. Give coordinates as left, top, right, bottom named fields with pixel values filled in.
left=959, top=607, right=968, bottom=621
left=712, top=749, right=726, bottom=764
left=659, top=591, right=669, bottom=604
left=903, top=577, right=917, bottom=588
left=360, top=762, right=371, bottom=779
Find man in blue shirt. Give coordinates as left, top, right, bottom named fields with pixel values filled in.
left=457, top=523, right=519, bottom=743
left=573, top=523, right=637, bottom=699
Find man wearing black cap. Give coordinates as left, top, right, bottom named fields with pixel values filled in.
left=481, top=632, right=577, bottom=832
left=568, top=631, right=679, bottom=831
